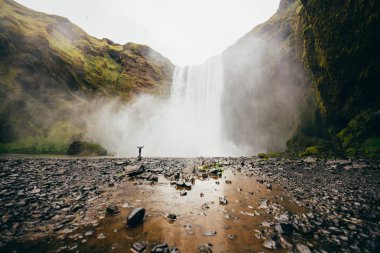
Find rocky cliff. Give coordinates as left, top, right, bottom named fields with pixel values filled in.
left=223, top=0, right=380, bottom=157
left=0, top=0, right=174, bottom=153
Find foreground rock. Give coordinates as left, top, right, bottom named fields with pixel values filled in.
left=127, top=208, right=146, bottom=227
left=0, top=156, right=378, bottom=253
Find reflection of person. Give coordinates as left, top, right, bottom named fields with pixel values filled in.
left=137, top=146, right=144, bottom=160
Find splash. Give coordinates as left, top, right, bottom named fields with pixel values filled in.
left=86, top=56, right=243, bottom=157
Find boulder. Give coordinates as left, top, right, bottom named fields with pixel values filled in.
left=127, top=208, right=145, bottom=227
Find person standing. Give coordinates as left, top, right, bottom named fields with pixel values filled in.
left=137, top=146, right=144, bottom=160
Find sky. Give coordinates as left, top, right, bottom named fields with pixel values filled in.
left=16, top=0, right=280, bottom=65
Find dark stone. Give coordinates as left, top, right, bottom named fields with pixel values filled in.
left=106, top=205, right=120, bottom=215
left=275, top=223, right=293, bottom=235
left=125, top=165, right=145, bottom=177
left=151, top=243, right=169, bottom=253
left=219, top=196, right=228, bottom=205
left=127, top=208, right=145, bottom=227
left=167, top=213, right=177, bottom=221
left=67, top=141, right=107, bottom=156
left=132, top=241, right=149, bottom=253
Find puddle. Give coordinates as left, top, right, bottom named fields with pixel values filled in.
left=4, top=169, right=310, bottom=253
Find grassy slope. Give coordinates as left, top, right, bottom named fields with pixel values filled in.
left=0, top=0, right=174, bottom=154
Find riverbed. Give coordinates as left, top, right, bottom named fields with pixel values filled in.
left=0, top=157, right=379, bottom=252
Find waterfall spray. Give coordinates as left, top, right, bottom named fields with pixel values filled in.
left=85, top=56, right=243, bottom=157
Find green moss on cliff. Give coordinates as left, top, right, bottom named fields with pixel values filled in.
left=285, top=0, right=380, bottom=158
left=0, top=121, right=82, bottom=154
left=0, top=0, right=174, bottom=154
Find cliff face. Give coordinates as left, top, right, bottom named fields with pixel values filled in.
left=292, top=0, right=380, bottom=157
left=222, top=1, right=310, bottom=153
left=0, top=0, right=174, bottom=153
left=223, top=0, right=380, bottom=157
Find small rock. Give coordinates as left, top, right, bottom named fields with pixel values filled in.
left=125, top=165, right=145, bottom=177
left=263, top=239, right=276, bottom=249
left=227, top=234, right=237, bottom=239
left=201, top=203, right=209, bottom=210
left=97, top=233, right=107, bottom=239
left=171, top=248, right=180, bottom=253
left=203, top=230, right=217, bottom=236
left=106, top=205, right=120, bottom=215
left=262, top=221, right=272, bottom=227
left=275, top=223, right=293, bottom=235
left=151, top=243, right=169, bottom=253
left=184, top=224, right=193, bottom=235
left=167, top=213, right=177, bottom=221
left=303, top=157, right=317, bottom=163
left=296, top=243, right=311, bottom=253
left=198, top=243, right=213, bottom=253
left=131, top=241, right=149, bottom=253
left=84, top=230, right=94, bottom=236
left=219, top=196, right=228, bottom=205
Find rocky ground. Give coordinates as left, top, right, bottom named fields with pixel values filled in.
left=0, top=156, right=379, bottom=252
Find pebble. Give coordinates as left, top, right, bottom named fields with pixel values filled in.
left=262, top=239, right=276, bottom=249
left=219, top=196, right=228, bottom=205
left=296, top=243, right=311, bottom=253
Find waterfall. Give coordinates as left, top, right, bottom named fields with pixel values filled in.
left=86, top=56, right=243, bottom=157
left=165, top=56, right=225, bottom=156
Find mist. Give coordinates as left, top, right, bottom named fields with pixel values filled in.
left=83, top=31, right=308, bottom=157
left=222, top=27, right=309, bottom=153
left=60, top=1, right=310, bottom=157
left=84, top=56, right=248, bottom=157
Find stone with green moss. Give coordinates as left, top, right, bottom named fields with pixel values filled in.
left=67, top=141, right=107, bottom=156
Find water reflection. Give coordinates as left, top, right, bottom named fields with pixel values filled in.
left=4, top=169, right=306, bottom=253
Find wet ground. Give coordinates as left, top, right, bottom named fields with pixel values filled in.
left=0, top=157, right=379, bottom=252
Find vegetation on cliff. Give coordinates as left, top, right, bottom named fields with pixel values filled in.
left=223, top=0, right=379, bottom=158
left=292, top=0, right=380, bottom=158
left=0, top=0, right=174, bottom=154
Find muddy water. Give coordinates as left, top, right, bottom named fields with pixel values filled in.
left=5, top=169, right=309, bottom=253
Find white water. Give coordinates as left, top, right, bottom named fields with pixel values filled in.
left=86, top=56, right=243, bottom=157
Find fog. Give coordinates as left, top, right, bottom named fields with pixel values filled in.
left=84, top=32, right=308, bottom=157
left=85, top=56, right=249, bottom=157
left=12, top=0, right=308, bottom=157
left=221, top=24, right=310, bottom=154
left=16, top=0, right=279, bottom=65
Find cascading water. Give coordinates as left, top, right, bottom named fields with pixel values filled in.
left=86, top=56, right=243, bottom=157
left=166, top=56, right=224, bottom=156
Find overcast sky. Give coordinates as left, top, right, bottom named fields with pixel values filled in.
left=16, top=0, right=279, bottom=65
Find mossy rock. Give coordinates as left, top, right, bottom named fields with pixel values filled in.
left=67, top=141, right=107, bottom=156
left=300, top=146, right=318, bottom=157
